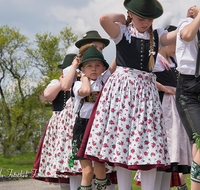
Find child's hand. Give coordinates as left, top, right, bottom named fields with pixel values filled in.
left=80, top=75, right=89, bottom=82
left=187, top=5, right=196, bottom=18
left=156, top=82, right=175, bottom=95
left=72, top=57, right=80, bottom=69
left=191, top=6, right=200, bottom=19
left=59, top=75, right=64, bottom=84
left=160, top=86, right=176, bottom=95
left=163, top=86, right=176, bottom=95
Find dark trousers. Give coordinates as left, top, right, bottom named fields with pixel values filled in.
left=176, top=74, right=200, bottom=142
left=72, top=117, right=89, bottom=160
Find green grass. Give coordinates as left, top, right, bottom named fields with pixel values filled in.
left=0, top=153, right=36, bottom=176
left=114, top=171, right=191, bottom=190
left=0, top=153, right=192, bottom=189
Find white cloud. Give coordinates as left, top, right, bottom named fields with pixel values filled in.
left=45, top=0, right=199, bottom=63
left=0, top=0, right=199, bottom=64
left=154, top=11, right=174, bottom=29
left=48, top=6, right=78, bottom=22
left=66, top=44, right=79, bottom=55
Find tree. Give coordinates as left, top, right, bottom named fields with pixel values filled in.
left=29, top=24, right=78, bottom=80
left=0, top=24, right=78, bottom=155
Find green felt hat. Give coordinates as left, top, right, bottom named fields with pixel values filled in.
left=78, top=45, right=109, bottom=70
left=124, top=0, right=163, bottom=19
left=75, top=30, right=110, bottom=48
left=57, top=53, right=77, bottom=69
left=165, top=25, right=177, bottom=32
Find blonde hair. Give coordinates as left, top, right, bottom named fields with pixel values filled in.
left=148, top=25, right=155, bottom=71
left=126, top=11, right=132, bottom=26
left=78, top=43, right=93, bottom=59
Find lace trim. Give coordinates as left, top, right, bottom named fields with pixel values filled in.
left=120, top=24, right=132, bottom=44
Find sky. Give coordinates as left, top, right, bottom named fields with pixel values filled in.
left=0, top=0, right=199, bottom=64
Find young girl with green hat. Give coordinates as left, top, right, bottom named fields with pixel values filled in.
left=76, top=0, right=182, bottom=190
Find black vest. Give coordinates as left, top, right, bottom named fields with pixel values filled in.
left=52, top=78, right=81, bottom=111
left=52, top=90, right=71, bottom=111
left=116, top=30, right=158, bottom=72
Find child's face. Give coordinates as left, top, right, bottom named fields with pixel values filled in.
left=129, top=11, right=153, bottom=33
left=92, top=41, right=105, bottom=53
left=81, top=60, right=106, bottom=81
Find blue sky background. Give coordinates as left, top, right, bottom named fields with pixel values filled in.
left=0, top=0, right=199, bottom=64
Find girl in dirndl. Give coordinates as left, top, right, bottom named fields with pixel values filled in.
left=77, top=0, right=179, bottom=190
left=32, top=54, right=78, bottom=190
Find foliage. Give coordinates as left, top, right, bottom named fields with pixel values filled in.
left=0, top=24, right=77, bottom=155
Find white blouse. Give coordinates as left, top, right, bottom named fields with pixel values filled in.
left=113, top=23, right=167, bottom=49
left=73, top=69, right=111, bottom=119
left=153, top=53, right=176, bottom=72
left=176, top=17, right=200, bottom=75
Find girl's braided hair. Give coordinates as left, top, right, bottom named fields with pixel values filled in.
left=126, top=11, right=132, bottom=26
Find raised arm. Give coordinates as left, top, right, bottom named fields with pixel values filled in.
left=78, top=76, right=91, bottom=97
left=160, top=29, right=177, bottom=47
left=44, top=82, right=62, bottom=102
left=60, top=57, right=80, bottom=91
left=180, top=6, right=200, bottom=42
left=100, top=13, right=126, bottom=39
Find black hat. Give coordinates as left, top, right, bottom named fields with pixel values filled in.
left=78, top=45, right=109, bottom=70
left=75, top=30, right=110, bottom=48
left=165, top=25, right=177, bottom=32
left=57, top=54, right=77, bottom=69
left=124, top=0, right=163, bottom=19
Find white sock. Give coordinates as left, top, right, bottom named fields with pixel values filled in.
left=141, top=168, right=156, bottom=190
left=116, top=166, right=132, bottom=190
left=70, top=175, right=82, bottom=190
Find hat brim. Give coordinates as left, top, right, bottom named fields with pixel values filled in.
left=124, top=1, right=163, bottom=19
left=57, top=62, right=71, bottom=69
left=75, top=38, right=110, bottom=48
left=78, top=58, right=109, bottom=70
left=57, top=65, right=67, bottom=69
